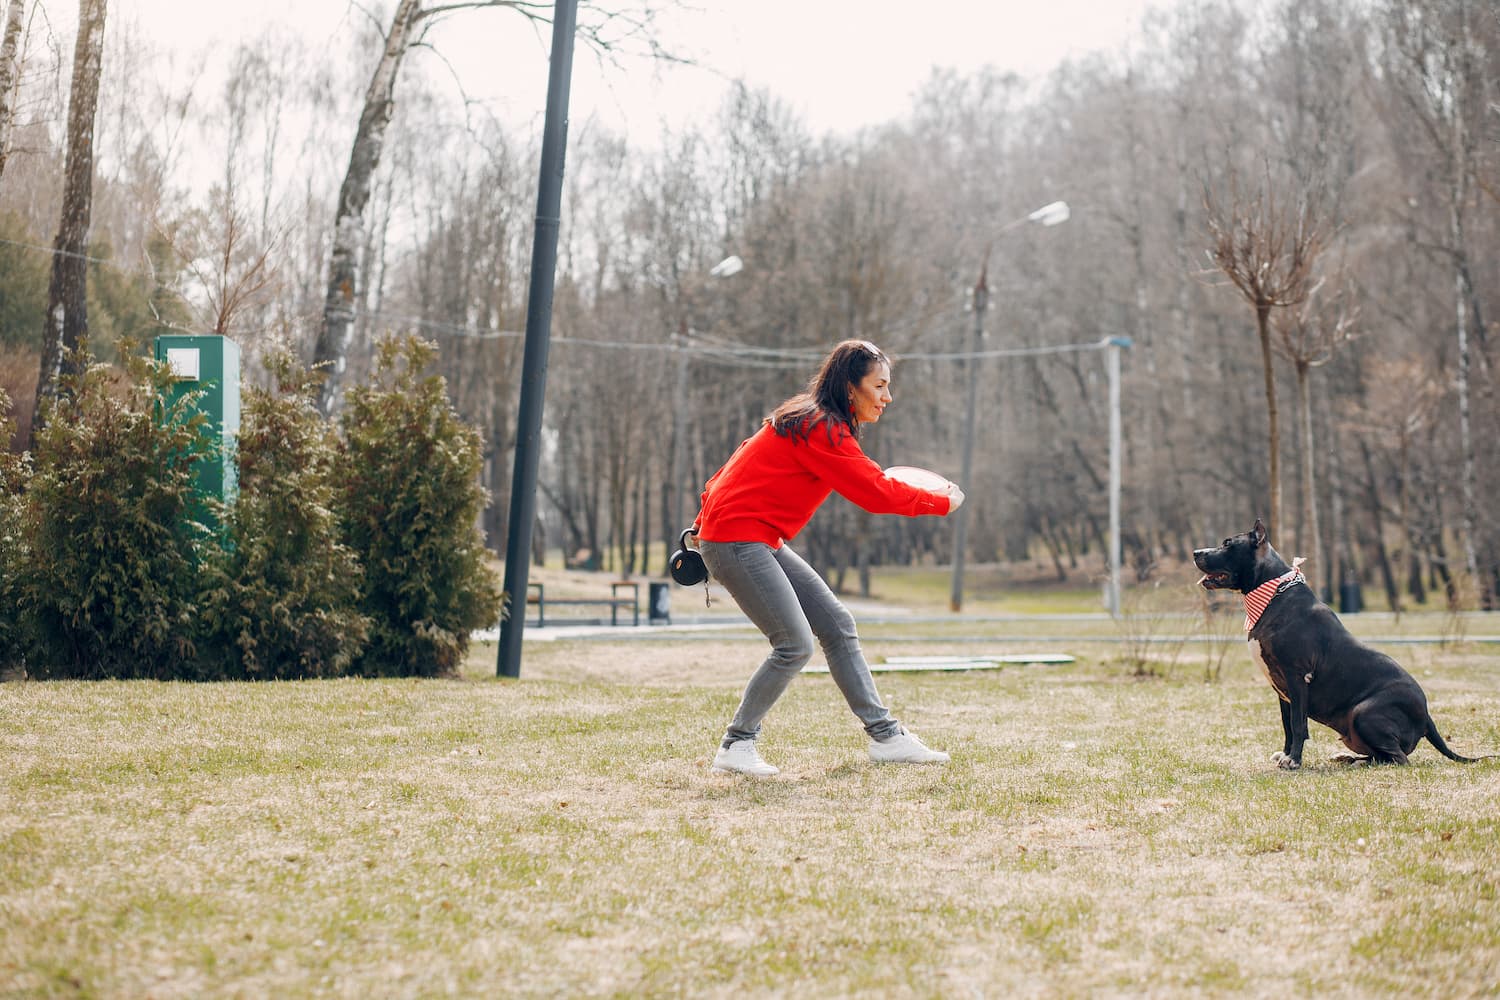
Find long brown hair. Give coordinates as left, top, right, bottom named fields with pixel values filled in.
left=770, top=340, right=889, bottom=445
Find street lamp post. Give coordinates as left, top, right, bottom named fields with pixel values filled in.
left=1106, top=335, right=1132, bottom=618
left=949, top=201, right=1069, bottom=614
left=949, top=264, right=987, bottom=613
left=666, top=255, right=742, bottom=571
left=496, top=0, right=579, bottom=679
left=669, top=319, right=690, bottom=541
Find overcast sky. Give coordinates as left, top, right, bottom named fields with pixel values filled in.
left=115, top=0, right=1180, bottom=142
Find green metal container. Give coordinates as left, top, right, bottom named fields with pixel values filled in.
left=153, top=335, right=240, bottom=522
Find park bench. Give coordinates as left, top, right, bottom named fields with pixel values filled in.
left=525, top=581, right=640, bottom=627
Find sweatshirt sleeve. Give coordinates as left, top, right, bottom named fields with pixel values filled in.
left=797, top=425, right=951, bottom=517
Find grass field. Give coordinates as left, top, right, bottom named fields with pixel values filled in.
left=4, top=566, right=1500, bottom=997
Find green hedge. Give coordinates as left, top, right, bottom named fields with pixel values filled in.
left=20, top=351, right=217, bottom=679
left=337, top=336, right=502, bottom=678
left=0, top=389, right=27, bottom=670
left=197, top=350, right=370, bottom=679
left=5, top=336, right=501, bottom=680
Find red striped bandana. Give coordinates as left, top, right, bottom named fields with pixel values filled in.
left=1243, top=558, right=1307, bottom=631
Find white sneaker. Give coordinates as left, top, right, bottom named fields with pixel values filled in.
left=869, top=727, right=950, bottom=764
left=711, top=740, right=779, bottom=777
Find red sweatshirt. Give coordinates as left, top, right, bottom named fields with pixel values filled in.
left=695, top=419, right=952, bottom=547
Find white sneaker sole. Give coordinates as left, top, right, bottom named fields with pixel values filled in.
left=869, top=743, right=950, bottom=764
left=711, top=764, right=779, bottom=777
left=710, top=755, right=779, bottom=777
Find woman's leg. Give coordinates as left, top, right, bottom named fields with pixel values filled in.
left=772, top=545, right=901, bottom=741
left=699, top=541, right=816, bottom=745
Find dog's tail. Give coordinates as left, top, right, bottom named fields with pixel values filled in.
left=1425, top=718, right=1496, bottom=763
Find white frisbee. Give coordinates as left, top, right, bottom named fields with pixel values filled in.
left=884, top=465, right=953, bottom=491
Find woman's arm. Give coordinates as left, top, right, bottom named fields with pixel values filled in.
left=799, top=428, right=952, bottom=517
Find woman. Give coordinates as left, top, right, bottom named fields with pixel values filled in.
left=690, top=339, right=965, bottom=776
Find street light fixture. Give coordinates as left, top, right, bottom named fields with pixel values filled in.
left=709, top=255, right=743, bottom=278
left=949, top=201, right=1070, bottom=614
left=1027, top=201, right=1071, bottom=227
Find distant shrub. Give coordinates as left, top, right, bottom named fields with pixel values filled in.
left=0, top=346, right=39, bottom=449
left=20, top=348, right=220, bottom=679
left=0, top=213, right=48, bottom=350
left=0, top=389, right=29, bottom=671
left=336, top=335, right=501, bottom=677
left=197, top=350, right=370, bottom=679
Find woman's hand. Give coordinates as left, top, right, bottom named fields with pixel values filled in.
left=943, top=483, right=965, bottom=513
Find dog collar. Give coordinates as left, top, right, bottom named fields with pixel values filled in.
left=1243, top=559, right=1306, bottom=631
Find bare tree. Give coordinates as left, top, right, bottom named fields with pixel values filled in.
left=32, top=0, right=106, bottom=432
left=0, top=0, right=24, bottom=183
left=1273, top=269, right=1356, bottom=587
left=10, top=0, right=1499, bottom=603
left=1350, top=356, right=1445, bottom=612
left=158, top=189, right=284, bottom=337
left=311, top=0, right=668, bottom=415
left=1377, top=0, right=1492, bottom=602
left=1204, top=165, right=1324, bottom=541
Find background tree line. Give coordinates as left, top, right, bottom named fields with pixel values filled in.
left=1, top=0, right=1497, bottom=611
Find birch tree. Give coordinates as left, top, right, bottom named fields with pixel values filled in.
left=32, top=0, right=106, bottom=432
left=311, top=0, right=668, bottom=415
left=311, top=0, right=422, bottom=415
left=0, top=0, right=24, bottom=183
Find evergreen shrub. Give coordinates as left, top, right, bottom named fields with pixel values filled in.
left=0, top=389, right=28, bottom=671
left=337, top=335, right=502, bottom=677
left=20, top=349, right=220, bottom=679
left=198, top=350, right=370, bottom=679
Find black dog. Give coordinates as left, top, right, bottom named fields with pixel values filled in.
left=1193, top=519, right=1486, bottom=769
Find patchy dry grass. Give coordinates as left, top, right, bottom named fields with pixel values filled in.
left=4, top=622, right=1500, bottom=998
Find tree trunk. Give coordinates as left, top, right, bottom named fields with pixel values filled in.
left=1397, top=424, right=1423, bottom=606
left=1256, top=303, right=1281, bottom=540
left=1358, top=437, right=1400, bottom=613
left=32, top=0, right=106, bottom=432
left=0, top=0, right=25, bottom=182
left=312, top=0, right=423, bottom=415
left=1294, top=359, right=1322, bottom=586
left=1446, top=1, right=1483, bottom=601
left=1450, top=199, right=1480, bottom=596
left=1322, top=388, right=1344, bottom=603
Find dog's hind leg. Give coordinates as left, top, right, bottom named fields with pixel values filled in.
left=1349, top=703, right=1414, bottom=765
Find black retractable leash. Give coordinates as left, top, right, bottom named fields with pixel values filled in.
left=670, top=528, right=712, bottom=608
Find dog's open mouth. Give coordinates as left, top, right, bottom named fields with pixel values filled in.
left=1198, top=571, right=1233, bottom=590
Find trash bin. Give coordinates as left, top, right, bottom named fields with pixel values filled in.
left=648, top=582, right=671, bottom=625
left=1339, top=580, right=1362, bottom=614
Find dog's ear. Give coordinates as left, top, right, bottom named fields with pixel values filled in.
left=1251, top=518, right=1266, bottom=549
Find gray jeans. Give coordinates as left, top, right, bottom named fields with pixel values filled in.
left=699, top=540, right=900, bottom=745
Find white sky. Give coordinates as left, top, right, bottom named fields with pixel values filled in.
left=116, top=0, right=1176, bottom=143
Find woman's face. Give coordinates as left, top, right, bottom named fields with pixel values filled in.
left=849, top=361, right=892, bottom=424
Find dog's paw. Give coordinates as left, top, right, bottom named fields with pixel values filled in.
left=1272, top=752, right=1301, bottom=771
left=1329, top=750, right=1368, bottom=766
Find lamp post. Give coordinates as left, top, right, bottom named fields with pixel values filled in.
left=667, top=255, right=742, bottom=569
left=669, top=318, right=691, bottom=540
left=1105, top=335, right=1132, bottom=618
left=950, top=263, right=987, bottom=614
left=496, top=0, right=578, bottom=679
left=949, top=201, right=1069, bottom=613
